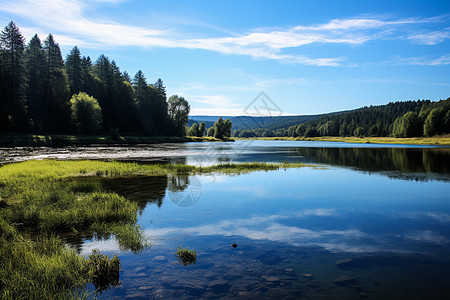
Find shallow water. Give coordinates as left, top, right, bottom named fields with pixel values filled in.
left=3, top=141, right=450, bottom=299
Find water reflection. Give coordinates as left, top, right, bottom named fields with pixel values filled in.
left=290, top=147, right=450, bottom=174
left=76, top=164, right=450, bottom=299
left=100, top=176, right=168, bottom=211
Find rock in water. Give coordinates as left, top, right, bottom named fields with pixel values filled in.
left=231, top=243, right=237, bottom=248
left=333, top=276, right=358, bottom=286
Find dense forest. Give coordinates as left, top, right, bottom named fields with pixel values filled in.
left=0, top=21, right=190, bottom=136
left=231, top=98, right=450, bottom=138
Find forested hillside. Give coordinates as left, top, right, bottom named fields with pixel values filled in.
left=189, top=113, right=336, bottom=132
left=0, top=21, right=190, bottom=136
left=232, top=99, right=450, bottom=138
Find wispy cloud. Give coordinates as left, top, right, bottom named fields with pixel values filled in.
left=390, top=54, right=450, bottom=66
left=408, top=28, right=450, bottom=45
left=144, top=210, right=450, bottom=254
left=2, top=0, right=448, bottom=67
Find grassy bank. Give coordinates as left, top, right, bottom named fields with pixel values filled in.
left=0, top=160, right=307, bottom=298
left=235, top=135, right=450, bottom=146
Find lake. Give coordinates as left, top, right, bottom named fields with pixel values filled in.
left=3, top=140, right=450, bottom=299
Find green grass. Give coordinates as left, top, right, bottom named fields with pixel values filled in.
left=0, top=159, right=308, bottom=298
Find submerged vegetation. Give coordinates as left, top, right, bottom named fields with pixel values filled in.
left=175, top=245, right=197, bottom=266
left=0, top=159, right=307, bottom=298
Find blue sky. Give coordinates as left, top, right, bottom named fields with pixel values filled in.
left=0, top=0, right=449, bottom=116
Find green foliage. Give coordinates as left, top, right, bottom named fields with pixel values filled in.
left=213, top=117, right=232, bottom=140
left=187, top=122, right=199, bottom=137
left=393, top=111, right=422, bottom=137
left=168, top=95, right=190, bottom=136
left=111, top=224, right=148, bottom=253
left=24, top=34, right=46, bottom=131
left=353, top=126, right=366, bottom=137
left=424, top=106, right=449, bottom=136
left=198, top=122, right=206, bottom=137
left=233, top=98, right=450, bottom=139
left=0, top=21, right=189, bottom=136
left=86, top=249, right=121, bottom=292
left=70, top=92, right=103, bottom=134
left=0, top=231, right=89, bottom=299
left=206, top=126, right=215, bottom=137
left=0, top=21, right=29, bottom=132
left=43, top=33, right=72, bottom=132
left=175, top=245, right=197, bottom=266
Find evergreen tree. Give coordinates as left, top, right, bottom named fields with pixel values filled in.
left=43, top=34, right=71, bottom=132
left=24, top=34, right=45, bottom=131
left=153, top=78, right=168, bottom=134
left=133, top=70, right=155, bottom=134
left=65, top=46, right=83, bottom=95
left=0, top=21, right=28, bottom=131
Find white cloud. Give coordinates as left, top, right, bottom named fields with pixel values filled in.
left=3, top=0, right=446, bottom=67
left=404, top=230, right=448, bottom=244
left=408, top=28, right=450, bottom=45
left=391, top=54, right=450, bottom=66
left=1, top=1, right=448, bottom=67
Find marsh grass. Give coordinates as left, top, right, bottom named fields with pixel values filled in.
left=87, top=250, right=121, bottom=292
left=175, top=245, right=197, bottom=266
left=0, top=159, right=307, bottom=298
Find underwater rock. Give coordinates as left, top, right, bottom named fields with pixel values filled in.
left=184, top=284, right=205, bottom=296
left=335, top=258, right=354, bottom=269
left=208, top=279, right=230, bottom=293
left=301, top=274, right=313, bottom=279
left=333, top=275, right=358, bottom=286
left=262, top=275, right=281, bottom=282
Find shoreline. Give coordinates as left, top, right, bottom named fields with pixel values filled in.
left=234, top=135, right=450, bottom=146
left=0, top=133, right=227, bottom=147
left=2, top=133, right=449, bottom=147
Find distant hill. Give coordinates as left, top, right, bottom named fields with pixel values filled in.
left=188, top=113, right=345, bottom=130
left=229, top=98, right=450, bottom=138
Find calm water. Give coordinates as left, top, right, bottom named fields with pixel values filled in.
left=4, top=141, right=450, bottom=299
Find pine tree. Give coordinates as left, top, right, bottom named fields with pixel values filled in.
left=65, top=46, right=83, bottom=94
left=24, top=34, right=46, bottom=131
left=0, top=21, right=29, bottom=131
left=43, top=34, right=71, bottom=132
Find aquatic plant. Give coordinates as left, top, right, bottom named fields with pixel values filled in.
left=175, top=245, right=197, bottom=266
left=86, top=249, right=122, bottom=292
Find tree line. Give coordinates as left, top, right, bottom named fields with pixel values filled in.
left=0, top=21, right=190, bottom=136
left=232, top=98, right=450, bottom=138
left=187, top=117, right=232, bottom=140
